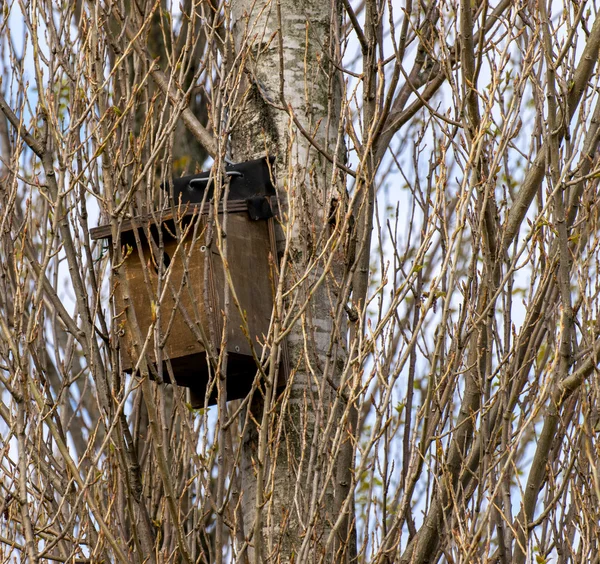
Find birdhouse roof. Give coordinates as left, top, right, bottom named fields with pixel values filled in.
left=90, top=157, right=277, bottom=242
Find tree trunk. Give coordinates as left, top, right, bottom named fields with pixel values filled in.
left=229, top=0, right=347, bottom=561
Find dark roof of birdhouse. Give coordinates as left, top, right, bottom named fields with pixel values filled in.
left=90, top=157, right=277, bottom=241
left=167, top=157, right=276, bottom=211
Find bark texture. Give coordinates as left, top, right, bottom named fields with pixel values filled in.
left=230, top=0, right=346, bottom=561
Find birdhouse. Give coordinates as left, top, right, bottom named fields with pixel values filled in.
left=91, top=157, right=283, bottom=407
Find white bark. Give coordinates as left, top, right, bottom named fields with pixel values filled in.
left=230, top=0, right=347, bottom=561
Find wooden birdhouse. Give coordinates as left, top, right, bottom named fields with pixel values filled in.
left=91, top=157, right=282, bottom=407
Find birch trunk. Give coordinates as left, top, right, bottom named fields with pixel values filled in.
left=229, top=0, right=347, bottom=561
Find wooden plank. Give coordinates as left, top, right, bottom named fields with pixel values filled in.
left=90, top=201, right=250, bottom=240
left=107, top=202, right=284, bottom=405
left=209, top=214, right=274, bottom=360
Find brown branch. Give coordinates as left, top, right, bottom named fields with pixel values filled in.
left=0, top=90, right=45, bottom=157
left=501, top=12, right=600, bottom=254
left=109, top=6, right=218, bottom=159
